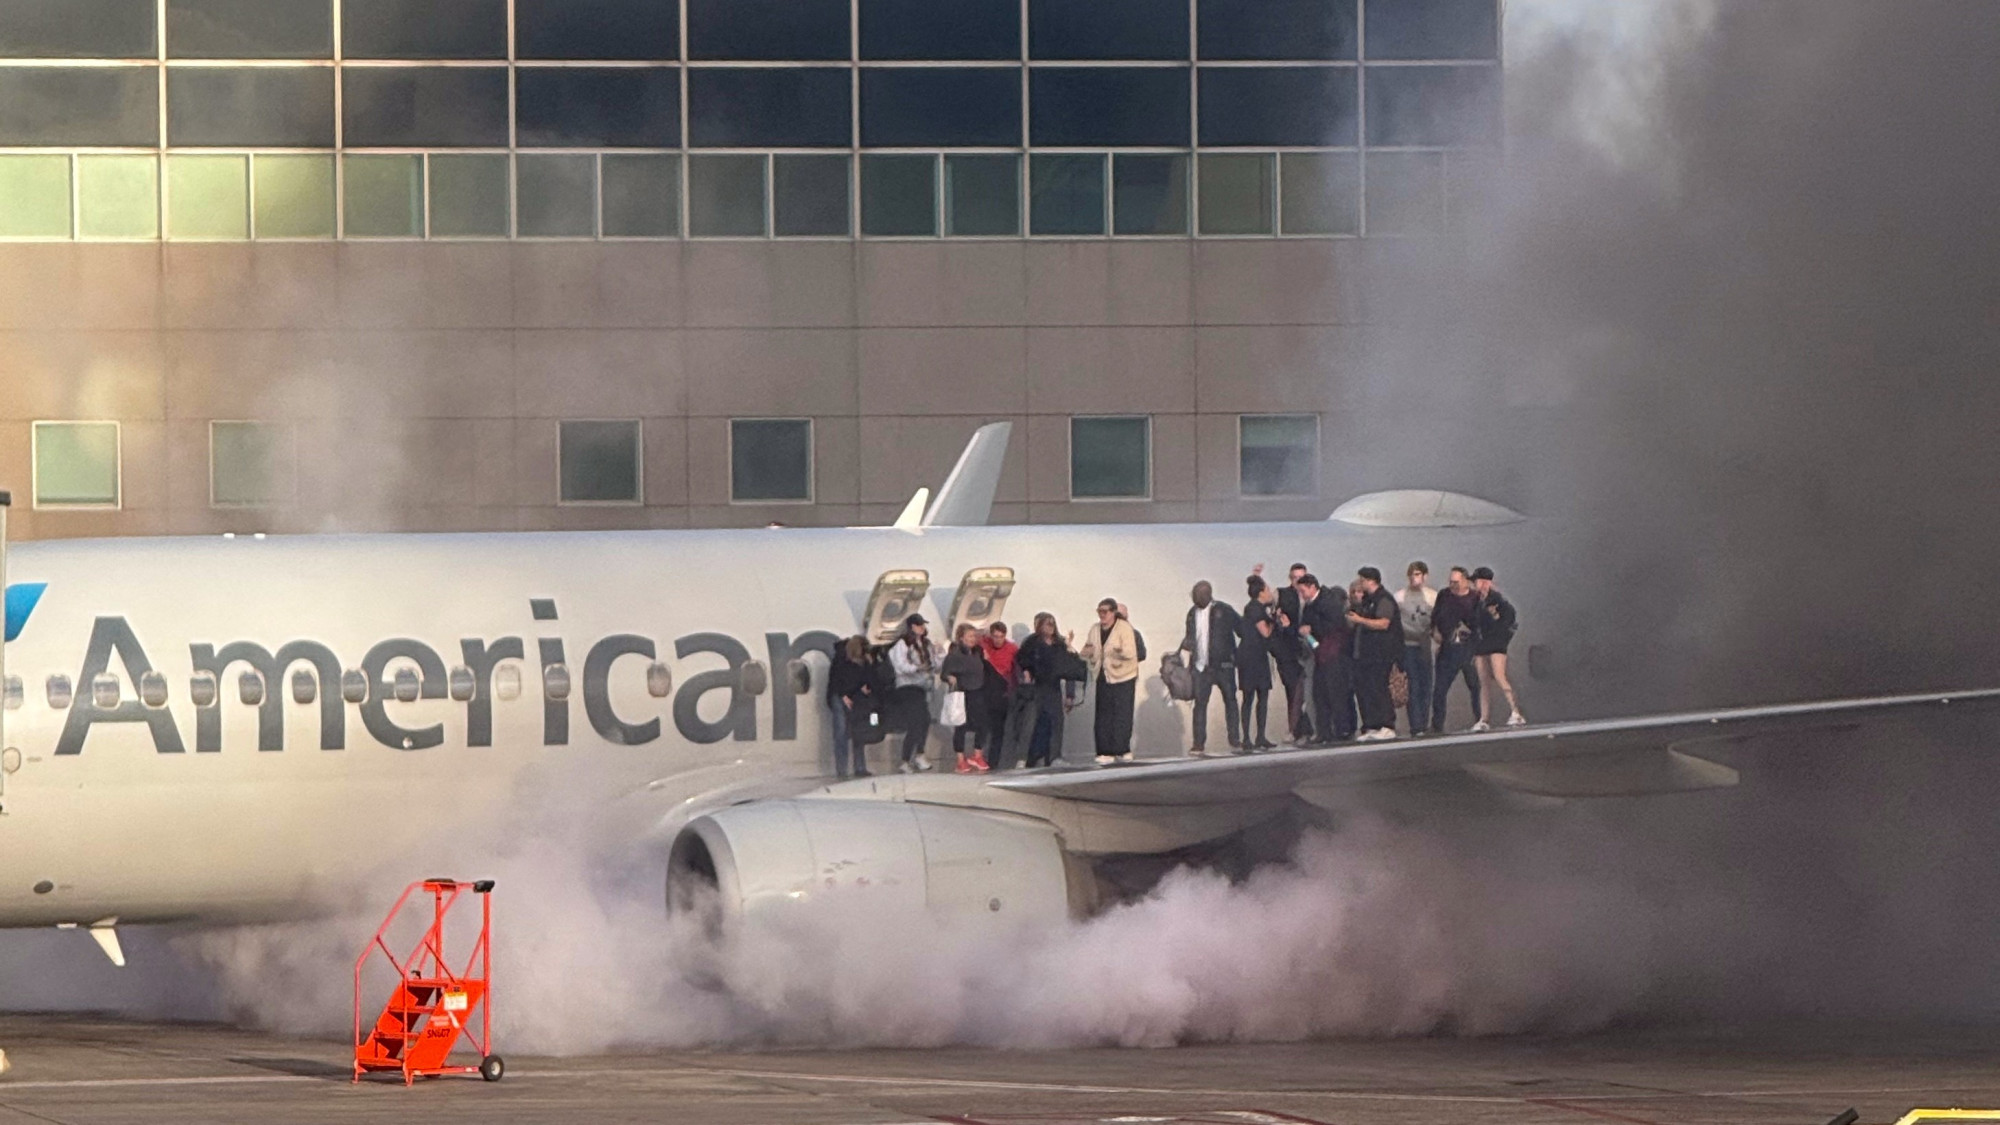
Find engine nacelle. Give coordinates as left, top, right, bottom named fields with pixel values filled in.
left=668, top=799, right=1078, bottom=926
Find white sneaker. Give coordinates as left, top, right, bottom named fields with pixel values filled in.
left=896, top=760, right=915, bottom=774
left=1094, top=755, right=1116, bottom=765
left=1188, top=747, right=1209, bottom=758
left=913, top=755, right=935, bottom=772
left=1506, top=713, right=1528, bottom=727
left=1117, top=752, right=1134, bottom=762
left=1465, top=720, right=1491, bottom=733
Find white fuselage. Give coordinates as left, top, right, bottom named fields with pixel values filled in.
left=0, top=520, right=1549, bottom=927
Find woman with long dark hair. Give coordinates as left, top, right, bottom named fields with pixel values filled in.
left=940, top=622, right=992, bottom=773
left=1012, top=613, right=1073, bottom=768
left=886, top=613, right=938, bottom=771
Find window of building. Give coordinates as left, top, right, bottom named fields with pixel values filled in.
left=0, top=68, right=156, bottom=147
left=210, top=420, right=296, bottom=507
left=167, top=0, right=331, bottom=58
left=559, top=420, right=642, bottom=504
left=1029, top=68, right=1189, bottom=147
left=343, top=67, right=509, bottom=147
left=1111, top=153, right=1186, bottom=236
left=1029, top=153, right=1104, bottom=236
left=860, top=68, right=1021, bottom=148
left=860, top=0, right=1018, bottom=60
left=688, top=68, right=851, bottom=148
left=1070, top=416, right=1148, bottom=500
left=1198, top=153, right=1273, bottom=235
left=730, top=419, right=813, bottom=503
left=945, top=154, right=1018, bottom=236
left=517, top=67, right=680, bottom=148
left=1364, top=65, right=1501, bottom=148
left=32, top=421, right=119, bottom=508
left=1280, top=151, right=1359, bottom=236
left=1029, top=0, right=1186, bottom=60
left=1239, top=414, right=1317, bottom=496
left=601, top=153, right=679, bottom=237
left=773, top=154, right=850, bottom=237
left=166, top=154, right=248, bottom=239
left=0, top=0, right=155, bottom=57
left=1364, top=0, right=1500, bottom=61
left=687, top=154, right=766, bottom=237
left=1365, top=150, right=1444, bottom=236
left=516, top=154, right=596, bottom=238
left=1198, top=67, right=1357, bottom=147
left=427, top=153, right=509, bottom=237
left=687, top=0, right=849, bottom=60
left=1197, top=0, right=1354, bottom=61
left=77, top=154, right=157, bottom=239
left=341, top=0, right=507, bottom=59
left=0, top=155, right=70, bottom=238
left=343, top=154, right=423, bottom=237
left=517, top=0, right=678, bottom=60
left=860, top=154, right=935, bottom=237
left=253, top=154, right=334, bottom=238
left=168, top=67, right=334, bottom=148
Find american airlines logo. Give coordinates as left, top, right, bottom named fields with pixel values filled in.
left=5, top=581, right=46, bottom=642
left=40, top=600, right=835, bottom=757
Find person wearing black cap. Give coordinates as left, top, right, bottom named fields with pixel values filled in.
left=1468, top=567, right=1525, bottom=731
left=886, top=613, right=939, bottom=770
left=1347, top=567, right=1404, bottom=741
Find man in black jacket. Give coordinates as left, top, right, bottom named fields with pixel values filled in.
left=1347, top=567, right=1404, bottom=741
left=1273, top=562, right=1314, bottom=744
left=1296, top=574, right=1349, bottom=744
left=1179, top=581, right=1242, bottom=755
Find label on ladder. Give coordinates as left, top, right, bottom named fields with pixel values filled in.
left=443, top=991, right=469, bottom=1012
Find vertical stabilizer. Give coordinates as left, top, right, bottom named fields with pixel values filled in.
left=923, top=422, right=1012, bottom=527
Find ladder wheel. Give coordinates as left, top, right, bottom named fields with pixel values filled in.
left=479, top=1055, right=505, bottom=1082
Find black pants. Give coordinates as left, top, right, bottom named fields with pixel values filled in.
left=985, top=686, right=1009, bottom=754
left=1275, top=651, right=1312, bottom=739
left=1191, top=662, right=1240, bottom=748
left=1094, top=676, right=1136, bottom=757
left=1312, top=656, right=1352, bottom=742
left=1433, top=642, right=1482, bottom=731
left=1355, top=659, right=1395, bottom=733
left=890, top=685, right=929, bottom=762
left=1241, top=686, right=1269, bottom=744
left=952, top=722, right=985, bottom=752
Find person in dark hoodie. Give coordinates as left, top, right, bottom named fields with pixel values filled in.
left=1012, top=613, right=1075, bottom=768
left=1468, top=566, right=1526, bottom=731
left=826, top=635, right=875, bottom=778
left=940, top=623, right=992, bottom=773
left=1347, top=567, right=1405, bottom=741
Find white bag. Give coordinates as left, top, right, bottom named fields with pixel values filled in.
left=938, top=690, right=968, bottom=728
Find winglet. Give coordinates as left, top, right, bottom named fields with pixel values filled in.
left=88, top=919, right=125, bottom=968
left=923, top=422, right=1011, bottom=528
left=892, top=487, right=930, bottom=531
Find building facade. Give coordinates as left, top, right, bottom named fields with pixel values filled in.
left=0, top=0, right=1500, bottom=540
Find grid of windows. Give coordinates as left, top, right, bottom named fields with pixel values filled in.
left=0, top=1, right=1498, bottom=241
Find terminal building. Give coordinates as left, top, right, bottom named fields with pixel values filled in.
left=0, top=0, right=1501, bottom=539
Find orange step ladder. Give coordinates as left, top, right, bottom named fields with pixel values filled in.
left=352, top=878, right=503, bottom=1085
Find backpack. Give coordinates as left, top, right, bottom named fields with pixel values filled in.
left=1159, top=652, right=1195, bottom=701
left=1132, top=627, right=1148, bottom=662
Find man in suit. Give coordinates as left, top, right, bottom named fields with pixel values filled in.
left=1296, top=573, right=1353, bottom=745
left=1274, top=562, right=1315, bottom=745
left=1179, top=580, right=1242, bottom=755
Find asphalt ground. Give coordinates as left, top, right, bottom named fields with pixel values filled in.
left=0, top=1016, right=1992, bottom=1124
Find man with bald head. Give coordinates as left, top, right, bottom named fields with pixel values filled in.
left=1179, top=580, right=1242, bottom=756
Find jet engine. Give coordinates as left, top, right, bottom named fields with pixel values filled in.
left=667, top=798, right=1081, bottom=927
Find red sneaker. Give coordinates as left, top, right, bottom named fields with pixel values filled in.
left=970, top=752, right=991, bottom=772
left=955, top=757, right=975, bottom=774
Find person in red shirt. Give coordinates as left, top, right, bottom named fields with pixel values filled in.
left=978, top=622, right=1019, bottom=766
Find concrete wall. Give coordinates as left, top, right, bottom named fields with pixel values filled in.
left=0, top=237, right=1377, bottom=541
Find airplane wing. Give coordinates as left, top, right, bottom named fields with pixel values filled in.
left=990, top=688, right=2000, bottom=807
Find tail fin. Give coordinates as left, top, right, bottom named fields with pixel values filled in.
left=891, top=487, right=930, bottom=531
left=923, top=422, right=1012, bottom=528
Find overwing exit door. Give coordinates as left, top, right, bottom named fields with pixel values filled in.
left=861, top=570, right=931, bottom=643
left=946, top=568, right=1015, bottom=637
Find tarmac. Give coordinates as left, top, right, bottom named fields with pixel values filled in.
left=0, top=1016, right=1993, bottom=1124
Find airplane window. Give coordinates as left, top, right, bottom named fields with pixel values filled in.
left=139, top=670, right=169, bottom=708
left=645, top=662, right=672, bottom=699
left=291, top=668, right=316, bottom=705
left=238, top=671, right=264, bottom=706
left=493, top=664, right=522, bottom=702
left=46, top=674, right=72, bottom=710
left=739, top=661, right=769, bottom=697
left=340, top=668, right=368, bottom=704
left=391, top=667, right=419, bottom=704
left=542, top=663, right=571, bottom=701
left=3, top=674, right=21, bottom=710
left=785, top=660, right=812, bottom=695
left=91, top=673, right=120, bottom=710
left=190, top=670, right=217, bottom=708
left=448, top=666, right=476, bottom=702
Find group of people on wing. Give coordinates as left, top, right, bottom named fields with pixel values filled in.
left=822, top=562, right=1524, bottom=776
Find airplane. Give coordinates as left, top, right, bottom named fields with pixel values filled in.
left=0, top=423, right=1993, bottom=967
